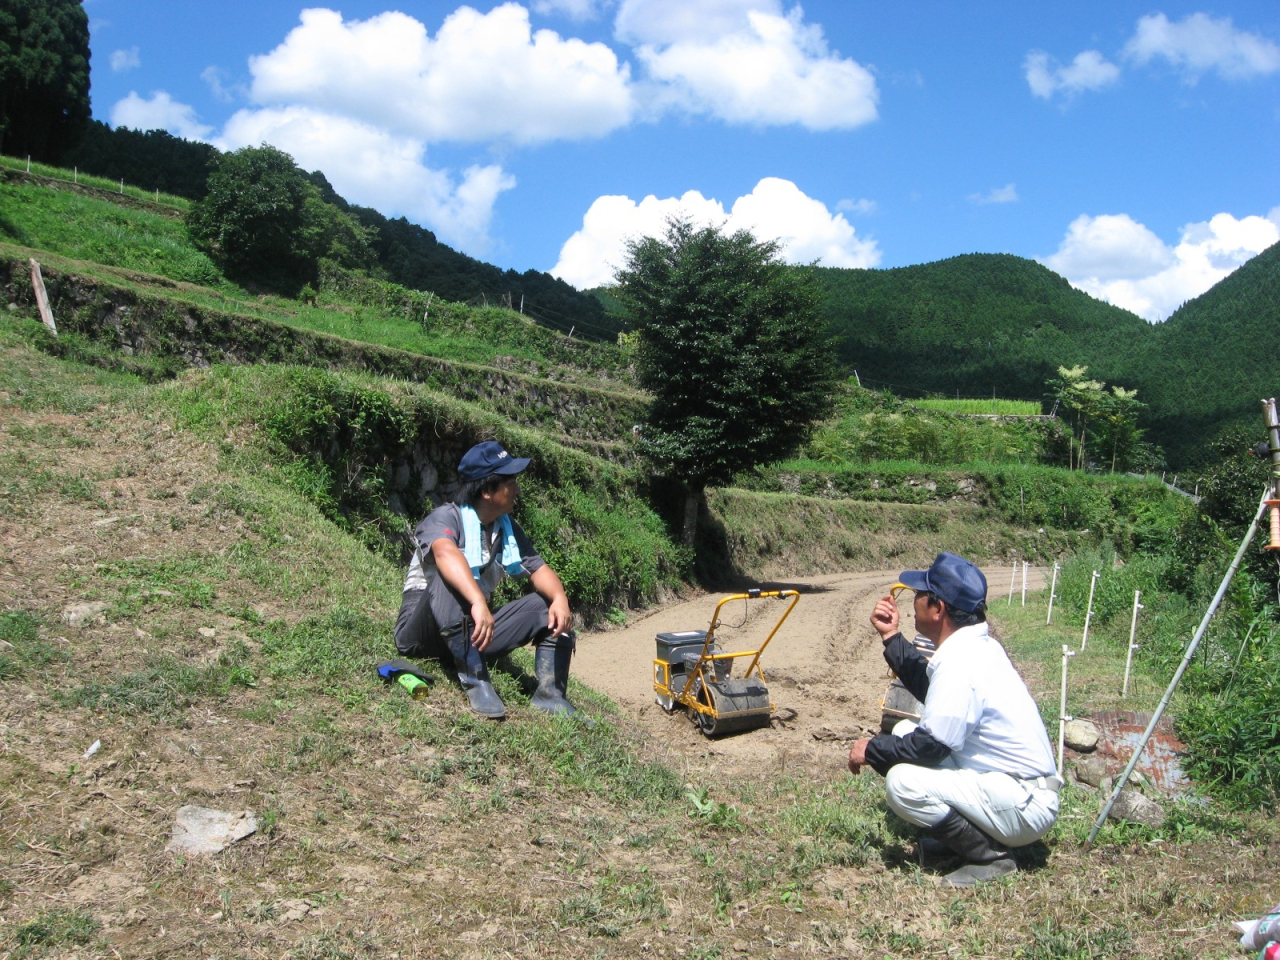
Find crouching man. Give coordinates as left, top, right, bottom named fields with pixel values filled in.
left=393, top=441, right=578, bottom=720
left=848, top=552, right=1060, bottom=887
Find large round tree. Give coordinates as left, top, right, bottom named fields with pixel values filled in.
left=0, top=0, right=91, bottom=160
left=185, top=144, right=373, bottom=289
left=614, top=216, right=841, bottom=546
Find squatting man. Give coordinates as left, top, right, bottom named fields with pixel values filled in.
left=393, top=441, right=579, bottom=720
left=847, top=552, right=1061, bottom=887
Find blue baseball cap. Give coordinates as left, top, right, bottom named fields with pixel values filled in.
left=898, top=553, right=988, bottom=613
left=457, top=441, right=531, bottom=481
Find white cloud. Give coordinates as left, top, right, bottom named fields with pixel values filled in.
left=531, top=0, right=605, bottom=20
left=247, top=5, right=633, bottom=145
left=218, top=106, right=515, bottom=253
left=731, top=177, right=879, bottom=267
left=969, top=183, right=1018, bottom=205
left=201, top=66, right=242, bottom=103
left=620, top=1, right=878, bottom=129
left=1124, top=12, right=1280, bottom=81
left=110, top=92, right=213, bottom=141
left=1024, top=49, right=1120, bottom=100
left=616, top=0, right=777, bottom=46
left=551, top=177, right=880, bottom=288
left=836, top=197, right=877, bottom=215
left=110, top=46, right=140, bottom=72
left=1042, top=211, right=1280, bottom=322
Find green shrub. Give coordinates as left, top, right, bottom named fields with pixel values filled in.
left=520, top=484, right=688, bottom=615
left=1056, top=543, right=1173, bottom=628
left=1178, top=677, right=1280, bottom=807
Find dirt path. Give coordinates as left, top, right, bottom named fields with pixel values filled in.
left=575, top=565, right=1047, bottom=772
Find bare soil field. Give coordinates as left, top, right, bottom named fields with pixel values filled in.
left=575, top=566, right=1047, bottom=772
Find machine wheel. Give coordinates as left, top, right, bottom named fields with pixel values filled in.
left=697, top=710, right=717, bottom=736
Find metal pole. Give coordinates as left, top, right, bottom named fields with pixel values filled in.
left=1264, top=399, right=1280, bottom=549
left=1007, top=560, right=1017, bottom=605
left=1084, top=486, right=1269, bottom=851
left=1081, top=571, right=1100, bottom=650
left=1021, top=561, right=1028, bottom=606
left=1121, top=590, right=1143, bottom=697
left=1046, top=563, right=1060, bottom=624
left=1057, top=644, right=1075, bottom=779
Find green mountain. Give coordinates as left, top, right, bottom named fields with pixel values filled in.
left=813, top=253, right=1150, bottom=405
left=812, top=247, right=1280, bottom=468
left=1135, top=241, right=1280, bottom=467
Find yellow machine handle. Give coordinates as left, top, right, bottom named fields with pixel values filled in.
left=709, top=588, right=800, bottom=680
left=676, top=589, right=800, bottom=702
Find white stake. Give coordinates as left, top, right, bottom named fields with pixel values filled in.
left=1081, top=570, right=1100, bottom=650
left=1007, top=559, right=1017, bottom=605
left=1058, top=644, right=1075, bottom=778
left=1122, top=590, right=1144, bottom=697
left=1021, top=561, right=1029, bottom=606
left=1046, top=563, right=1060, bottom=624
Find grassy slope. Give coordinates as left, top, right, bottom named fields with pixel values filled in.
left=0, top=161, right=1273, bottom=958
left=1, top=328, right=1273, bottom=960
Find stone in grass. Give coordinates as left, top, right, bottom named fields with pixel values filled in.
left=1064, top=718, right=1100, bottom=752
left=166, top=805, right=258, bottom=855
left=1073, top=755, right=1109, bottom=787
left=62, top=601, right=110, bottom=627
left=1107, top=790, right=1166, bottom=829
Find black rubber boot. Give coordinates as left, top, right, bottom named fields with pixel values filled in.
left=529, top=634, right=576, bottom=716
left=926, top=809, right=1017, bottom=887
left=446, top=631, right=506, bottom=720
left=914, top=835, right=955, bottom=868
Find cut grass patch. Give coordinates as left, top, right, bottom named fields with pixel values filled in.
left=9, top=908, right=101, bottom=954
left=60, top=641, right=255, bottom=720
left=0, top=609, right=69, bottom=680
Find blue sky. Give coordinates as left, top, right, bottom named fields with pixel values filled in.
left=84, top=1, right=1280, bottom=320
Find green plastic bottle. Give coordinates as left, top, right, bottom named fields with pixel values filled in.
left=397, top=673, right=430, bottom=699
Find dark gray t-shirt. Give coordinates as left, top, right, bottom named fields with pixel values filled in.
left=402, top=502, right=544, bottom=603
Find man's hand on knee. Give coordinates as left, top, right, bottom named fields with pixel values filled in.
left=470, top=601, right=495, bottom=651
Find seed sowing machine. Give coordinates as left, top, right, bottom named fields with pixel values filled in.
left=653, top=588, right=799, bottom=737
left=877, top=582, right=937, bottom=733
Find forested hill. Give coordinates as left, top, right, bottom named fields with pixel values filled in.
left=305, top=172, right=615, bottom=340
left=814, top=253, right=1151, bottom=403
left=60, top=123, right=613, bottom=340
left=1135, top=240, right=1280, bottom=467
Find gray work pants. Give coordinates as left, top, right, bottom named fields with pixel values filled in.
left=395, top=589, right=555, bottom=661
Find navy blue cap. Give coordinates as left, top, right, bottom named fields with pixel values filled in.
left=898, top=552, right=988, bottom=613
left=457, top=441, right=530, bottom=481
